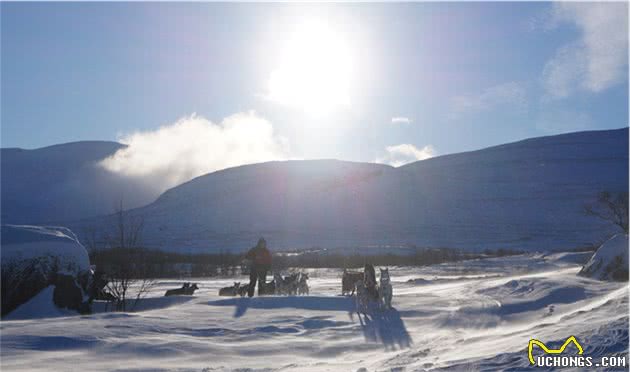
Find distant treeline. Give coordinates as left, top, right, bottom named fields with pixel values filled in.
left=90, top=248, right=244, bottom=278
left=89, top=246, right=525, bottom=278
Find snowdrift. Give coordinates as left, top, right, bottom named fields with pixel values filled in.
left=1, top=255, right=628, bottom=371
left=3, top=286, right=77, bottom=320
left=1, top=225, right=91, bottom=316
left=579, top=234, right=629, bottom=281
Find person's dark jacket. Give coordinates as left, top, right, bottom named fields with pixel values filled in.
left=245, top=245, right=272, bottom=267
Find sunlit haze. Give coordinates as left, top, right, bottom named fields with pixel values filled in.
left=267, top=21, right=352, bottom=114
left=2, top=2, right=628, bottom=189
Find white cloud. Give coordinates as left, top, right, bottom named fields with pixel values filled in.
left=542, top=2, right=628, bottom=99
left=451, top=81, right=527, bottom=118
left=391, top=117, right=411, bottom=124
left=100, top=112, right=289, bottom=191
left=376, top=144, right=436, bottom=167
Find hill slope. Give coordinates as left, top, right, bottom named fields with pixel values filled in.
left=1, top=141, right=160, bottom=223
left=80, top=128, right=628, bottom=253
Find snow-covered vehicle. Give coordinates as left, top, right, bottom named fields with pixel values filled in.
left=1, top=225, right=92, bottom=317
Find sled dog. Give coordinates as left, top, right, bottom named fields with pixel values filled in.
left=165, top=282, right=199, bottom=296
left=379, top=268, right=392, bottom=309
left=274, top=272, right=304, bottom=295
left=355, top=280, right=369, bottom=314
left=297, top=273, right=309, bottom=295
left=237, top=283, right=250, bottom=297
left=218, top=282, right=240, bottom=296
left=342, top=269, right=363, bottom=296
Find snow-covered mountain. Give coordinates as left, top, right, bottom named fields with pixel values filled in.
left=76, top=128, right=628, bottom=253
left=1, top=141, right=160, bottom=224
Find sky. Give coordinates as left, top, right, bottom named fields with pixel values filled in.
left=2, top=2, right=628, bottom=181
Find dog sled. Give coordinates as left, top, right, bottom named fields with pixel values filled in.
left=217, top=271, right=309, bottom=297
left=342, top=265, right=392, bottom=314
left=274, top=272, right=309, bottom=296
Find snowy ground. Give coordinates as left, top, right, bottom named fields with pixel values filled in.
left=2, top=252, right=628, bottom=371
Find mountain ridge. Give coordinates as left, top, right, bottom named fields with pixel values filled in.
left=3, top=128, right=627, bottom=253
left=73, top=127, right=628, bottom=253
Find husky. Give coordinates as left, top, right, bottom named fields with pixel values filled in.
left=363, top=264, right=379, bottom=300
left=287, top=273, right=300, bottom=295
left=379, top=268, right=392, bottom=309
left=274, top=273, right=287, bottom=295
left=355, top=265, right=389, bottom=314
left=342, top=269, right=364, bottom=296
left=355, top=280, right=369, bottom=314
left=259, top=280, right=275, bottom=295
left=218, top=282, right=240, bottom=296
left=297, top=273, right=309, bottom=295
left=274, top=272, right=302, bottom=295
left=237, top=283, right=250, bottom=297
left=165, top=282, right=199, bottom=296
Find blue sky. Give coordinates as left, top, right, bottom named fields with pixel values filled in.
left=2, top=2, right=628, bottom=172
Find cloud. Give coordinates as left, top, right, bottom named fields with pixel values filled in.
left=376, top=144, right=436, bottom=167
left=450, top=81, right=527, bottom=118
left=391, top=117, right=411, bottom=124
left=542, top=2, right=628, bottom=99
left=100, top=112, right=289, bottom=192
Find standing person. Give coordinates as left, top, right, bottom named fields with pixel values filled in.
left=245, top=238, right=272, bottom=297
left=364, top=263, right=379, bottom=300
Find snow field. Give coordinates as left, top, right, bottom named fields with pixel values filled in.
left=1, top=253, right=627, bottom=371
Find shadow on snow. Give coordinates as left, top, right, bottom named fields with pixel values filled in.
left=357, top=309, right=413, bottom=350
left=206, top=296, right=355, bottom=318
left=206, top=296, right=412, bottom=349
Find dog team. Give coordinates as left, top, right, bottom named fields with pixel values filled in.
left=165, top=238, right=393, bottom=312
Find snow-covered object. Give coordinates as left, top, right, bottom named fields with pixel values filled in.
left=3, top=286, right=77, bottom=320
left=1, top=225, right=90, bottom=316
left=1, top=225, right=90, bottom=274
left=579, top=234, right=629, bottom=281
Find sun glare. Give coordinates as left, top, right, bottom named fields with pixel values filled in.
left=268, top=21, right=352, bottom=114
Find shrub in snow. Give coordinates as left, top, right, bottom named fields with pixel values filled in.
left=1, top=225, right=91, bottom=316
left=579, top=234, right=629, bottom=281
left=53, top=273, right=90, bottom=313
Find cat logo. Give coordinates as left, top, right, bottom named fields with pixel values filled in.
left=528, top=336, right=584, bottom=365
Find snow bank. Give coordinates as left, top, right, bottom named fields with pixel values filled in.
left=4, top=286, right=77, bottom=320
left=579, top=234, right=629, bottom=281
left=91, top=296, right=195, bottom=314
left=543, top=251, right=592, bottom=265
left=1, top=225, right=90, bottom=274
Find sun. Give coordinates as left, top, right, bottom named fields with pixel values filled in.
left=267, top=21, right=352, bottom=114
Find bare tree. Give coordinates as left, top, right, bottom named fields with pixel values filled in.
left=82, top=225, right=100, bottom=251
left=584, top=191, right=629, bottom=233
left=131, top=277, right=156, bottom=311
left=106, top=198, right=144, bottom=250
left=104, top=265, right=132, bottom=311
left=101, top=198, right=154, bottom=311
